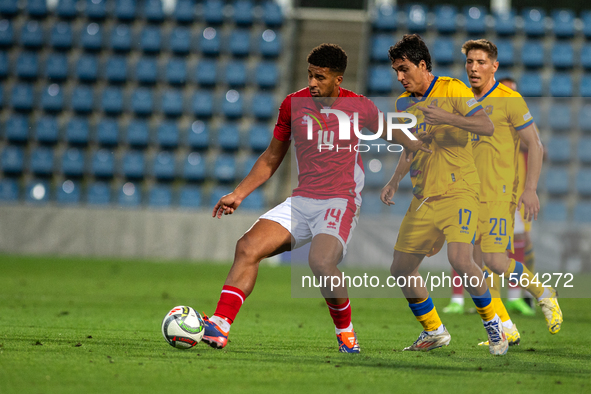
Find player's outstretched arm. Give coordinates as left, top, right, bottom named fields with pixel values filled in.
left=418, top=105, right=494, bottom=136
left=381, top=150, right=412, bottom=206
left=212, top=137, right=291, bottom=219
left=517, top=123, right=543, bottom=221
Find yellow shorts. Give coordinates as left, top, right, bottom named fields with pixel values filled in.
left=476, top=201, right=515, bottom=254
left=395, top=180, right=479, bottom=257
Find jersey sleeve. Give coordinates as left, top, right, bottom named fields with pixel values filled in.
left=449, top=80, right=484, bottom=117
left=507, top=92, right=534, bottom=131
left=273, top=95, right=292, bottom=141
left=361, top=97, right=382, bottom=132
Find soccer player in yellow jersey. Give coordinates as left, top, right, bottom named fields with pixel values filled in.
left=461, top=39, right=563, bottom=335
left=380, top=34, right=509, bottom=355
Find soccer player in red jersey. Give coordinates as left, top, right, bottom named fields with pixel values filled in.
left=202, top=43, right=429, bottom=353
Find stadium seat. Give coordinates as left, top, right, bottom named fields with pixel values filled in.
left=27, top=0, right=48, bottom=17
left=85, top=0, right=107, bottom=19
left=576, top=168, right=591, bottom=196
left=20, top=21, right=43, bottom=48
left=5, top=115, right=29, bottom=143
left=126, top=120, right=150, bottom=148
left=56, top=0, right=78, bottom=18
left=135, top=57, right=158, bottom=84
left=144, top=0, right=164, bottom=22
left=522, top=8, right=546, bottom=37
left=152, top=151, right=176, bottom=180
left=161, top=89, right=184, bottom=117
left=81, top=23, right=103, bottom=51
left=577, top=136, right=591, bottom=164
left=496, top=40, right=514, bottom=67
left=110, top=24, right=132, bottom=52
left=96, top=118, right=119, bottom=146
left=255, top=61, right=279, bottom=88
left=263, top=1, right=283, bottom=27
left=140, top=26, right=162, bottom=53
left=101, top=86, right=123, bottom=115
left=169, top=27, right=191, bottom=55
left=200, top=27, right=221, bottom=56
left=519, top=73, right=543, bottom=97
left=217, top=123, right=240, bottom=151
left=29, top=146, right=54, bottom=176
left=0, top=51, right=7, bottom=78
left=11, top=83, right=34, bottom=112
left=552, top=9, right=575, bottom=38
left=75, top=54, right=98, bottom=81
left=45, top=53, right=69, bottom=81
left=179, top=185, right=202, bottom=208
left=213, top=154, right=237, bottom=182
left=581, top=44, right=591, bottom=70
left=86, top=181, right=111, bottom=205
left=166, top=58, right=187, bottom=85
left=583, top=11, right=591, bottom=39
left=543, top=166, right=570, bottom=195
left=248, top=123, right=270, bottom=151
left=187, top=120, right=210, bottom=150
left=0, top=0, right=18, bottom=17
left=494, top=10, right=516, bottom=36
left=41, top=84, right=64, bottom=112
left=259, top=29, right=281, bottom=58
left=209, top=186, right=232, bottom=207
left=203, top=0, right=224, bottom=24
left=148, top=184, right=172, bottom=208
left=56, top=180, right=81, bottom=205
left=233, top=0, right=254, bottom=26
left=192, top=91, right=214, bottom=117
left=131, top=87, right=154, bottom=116
left=224, top=60, right=247, bottom=87
left=196, top=59, right=218, bottom=86
left=580, top=104, right=591, bottom=131
left=118, top=182, right=142, bottom=207
left=61, top=147, right=86, bottom=177
left=373, top=4, right=397, bottom=31
left=550, top=74, right=573, bottom=97
left=546, top=136, right=571, bottom=162
left=66, top=117, right=90, bottom=145
left=16, top=52, right=39, bottom=80
left=35, top=116, right=59, bottom=144
left=240, top=154, right=258, bottom=178
left=521, top=41, right=544, bottom=68
left=1, top=145, right=25, bottom=174
left=406, top=4, right=427, bottom=33
left=229, top=29, right=251, bottom=57
left=183, top=152, right=206, bottom=182
left=105, top=56, right=127, bottom=83
left=0, top=178, right=19, bottom=202
left=367, top=65, right=393, bottom=94
left=551, top=43, right=574, bottom=69
left=0, top=20, right=14, bottom=47
left=525, top=99, right=542, bottom=124
left=548, top=102, right=572, bottom=131
left=174, top=0, right=195, bottom=23
left=221, top=90, right=243, bottom=118
left=114, top=0, right=136, bottom=20
left=25, top=180, right=50, bottom=204
left=251, top=92, right=274, bottom=119
left=573, top=201, right=591, bottom=223
left=431, top=37, right=455, bottom=65
left=91, top=149, right=115, bottom=178
left=361, top=191, right=384, bottom=215
left=71, top=85, right=95, bottom=113
left=580, top=75, right=591, bottom=98
left=542, top=199, right=568, bottom=221
left=240, top=189, right=265, bottom=210
left=120, top=151, right=145, bottom=179
left=371, top=34, right=394, bottom=62
left=157, top=121, right=179, bottom=149
left=50, top=22, right=73, bottom=50
left=464, top=6, right=487, bottom=35
left=434, top=5, right=457, bottom=34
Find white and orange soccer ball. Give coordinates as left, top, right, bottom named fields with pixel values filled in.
left=161, top=306, right=205, bottom=349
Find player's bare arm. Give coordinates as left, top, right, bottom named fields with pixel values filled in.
left=517, top=123, right=543, bottom=221
left=417, top=105, right=494, bottom=136
left=212, top=137, right=291, bottom=218
left=381, top=150, right=412, bottom=205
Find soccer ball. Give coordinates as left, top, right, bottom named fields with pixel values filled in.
left=161, top=306, right=205, bottom=349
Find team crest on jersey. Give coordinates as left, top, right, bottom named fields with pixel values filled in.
left=485, top=105, right=493, bottom=115
left=431, top=99, right=438, bottom=107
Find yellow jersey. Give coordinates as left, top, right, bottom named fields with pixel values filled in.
left=395, top=76, right=483, bottom=199
left=471, top=81, right=534, bottom=202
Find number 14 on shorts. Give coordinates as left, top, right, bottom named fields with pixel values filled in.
left=324, top=208, right=342, bottom=230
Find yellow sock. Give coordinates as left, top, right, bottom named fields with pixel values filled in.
left=506, top=258, right=544, bottom=299
left=483, top=266, right=512, bottom=324
left=409, top=297, right=442, bottom=332
left=475, top=303, right=496, bottom=322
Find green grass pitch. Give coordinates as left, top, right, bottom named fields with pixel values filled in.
left=0, top=255, right=589, bottom=394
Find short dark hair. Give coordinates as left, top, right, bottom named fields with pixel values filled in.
left=462, top=39, right=498, bottom=62
left=388, top=34, right=432, bottom=72
left=307, top=43, right=348, bottom=75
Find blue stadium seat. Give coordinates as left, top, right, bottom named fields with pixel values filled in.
left=580, top=75, right=591, bottom=98
left=0, top=20, right=14, bottom=47
left=406, top=4, right=427, bottom=33
left=161, top=89, right=184, bottom=117
left=213, top=154, right=237, bottom=182
left=131, top=87, right=154, bottom=116
left=209, top=186, right=232, bottom=208
left=152, top=151, right=176, bottom=180
left=203, top=0, right=224, bottom=24
left=85, top=0, right=107, bottom=19
left=525, top=99, right=542, bottom=124
left=66, top=117, right=90, bottom=145
left=0, top=0, right=19, bottom=17
left=91, top=149, right=115, bottom=178
left=543, top=166, right=569, bottom=195
left=546, top=136, right=571, bottom=162
left=549, top=73, right=573, bottom=97
left=200, top=27, right=221, bottom=56
left=25, top=180, right=50, bottom=204
left=522, top=8, right=546, bottom=37
left=464, top=6, right=487, bottom=35
left=96, top=118, right=119, bottom=146
left=187, top=120, right=210, bottom=150
left=255, top=61, right=278, bottom=88
left=77, top=54, right=99, bottom=81
left=183, top=152, right=206, bottom=181
left=35, top=116, right=59, bottom=144
left=114, top=0, right=136, bottom=20
left=136, top=57, right=158, bottom=84
left=56, top=0, right=78, bottom=18
left=81, top=23, right=103, bottom=51
left=192, top=91, right=214, bottom=117
left=581, top=44, right=591, bottom=70
left=118, top=182, right=141, bottom=207
left=251, top=92, right=274, bottom=120
left=552, top=9, right=575, bottom=38
left=20, top=21, right=43, bottom=48
left=56, top=180, right=81, bottom=205
left=148, top=184, right=172, bottom=208
left=41, top=83, right=64, bottom=112
left=551, top=43, right=574, bottom=69
left=221, top=90, right=243, bottom=118
left=71, top=85, right=94, bottom=113
left=576, top=168, right=591, bottom=196
left=259, top=29, right=281, bottom=58
left=542, top=199, right=568, bottom=221
left=126, top=119, right=150, bottom=148
left=11, top=83, right=34, bottom=111
left=87, top=181, right=111, bottom=205
left=583, top=11, right=591, bottom=39
left=169, top=27, right=191, bottom=55
left=367, top=65, right=393, bottom=94
left=373, top=4, right=397, bottom=31
left=263, top=1, right=283, bottom=27
left=45, top=53, right=68, bottom=81
left=364, top=159, right=386, bottom=189
left=144, top=0, right=164, bottom=22
left=519, top=73, right=543, bottom=97
left=166, top=58, right=187, bottom=85
left=496, top=40, right=514, bottom=67
left=240, top=189, right=265, bottom=210
left=224, top=60, right=247, bottom=87
left=61, top=147, right=85, bottom=177
left=371, top=34, right=394, bottom=62
left=105, top=56, right=127, bottom=83
left=174, top=0, right=194, bottom=23
left=580, top=104, right=591, bottom=131
left=5, top=115, right=29, bottom=143
left=361, top=191, right=383, bottom=215
left=577, top=136, right=591, bottom=164
left=110, top=24, right=132, bottom=52
left=27, top=0, right=48, bottom=17
left=248, top=123, right=270, bottom=151
left=1, top=145, right=25, bottom=174
left=493, top=10, right=516, bottom=36
left=29, top=146, right=54, bottom=176
left=16, top=52, right=39, bottom=79
left=548, top=102, right=572, bottom=131
left=179, top=185, right=202, bottom=208
left=140, top=26, right=161, bottom=53
left=233, top=0, right=254, bottom=26
left=157, top=121, right=179, bottom=148
left=196, top=59, right=217, bottom=86
left=50, top=22, right=73, bottom=50
left=0, top=51, right=7, bottom=78
left=217, top=123, right=240, bottom=151
left=240, top=154, right=257, bottom=178
left=0, top=178, right=19, bottom=202
left=521, top=41, right=544, bottom=68
left=120, top=150, right=145, bottom=179
left=431, top=37, right=455, bottom=65
left=434, top=5, right=457, bottom=34
left=101, top=86, right=123, bottom=114
left=573, top=201, right=591, bottom=223
left=229, top=29, right=251, bottom=57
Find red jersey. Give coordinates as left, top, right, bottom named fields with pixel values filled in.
left=273, top=87, right=382, bottom=205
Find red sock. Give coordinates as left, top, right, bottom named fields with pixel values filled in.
left=326, top=299, right=352, bottom=330
left=213, top=285, right=246, bottom=324
left=508, top=240, right=526, bottom=263
left=452, top=270, right=463, bottom=296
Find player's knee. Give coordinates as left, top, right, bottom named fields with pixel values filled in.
left=390, top=262, right=412, bottom=279
left=308, top=254, right=338, bottom=276
left=234, top=234, right=264, bottom=264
